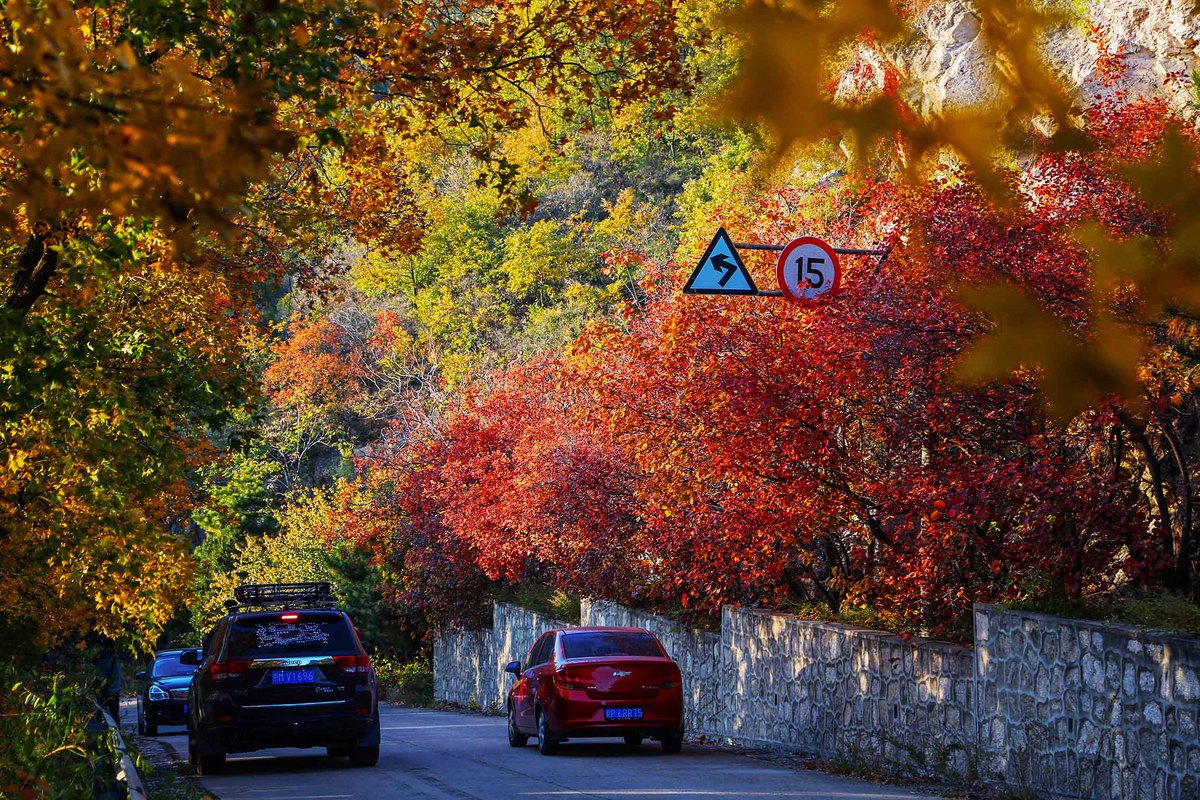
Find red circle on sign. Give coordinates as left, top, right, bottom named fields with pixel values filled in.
left=776, top=237, right=841, bottom=303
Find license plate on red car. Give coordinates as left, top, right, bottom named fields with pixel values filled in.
left=604, top=707, right=643, bottom=721
left=271, top=668, right=316, bottom=685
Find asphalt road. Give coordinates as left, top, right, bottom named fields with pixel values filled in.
left=138, top=704, right=942, bottom=800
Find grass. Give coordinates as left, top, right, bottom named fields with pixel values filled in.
left=1110, top=592, right=1200, bottom=635
left=776, top=600, right=923, bottom=636
left=139, top=762, right=211, bottom=800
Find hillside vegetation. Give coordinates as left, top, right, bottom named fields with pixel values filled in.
left=3, top=0, right=1200, bottom=679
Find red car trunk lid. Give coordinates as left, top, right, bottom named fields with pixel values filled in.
left=556, top=658, right=679, bottom=700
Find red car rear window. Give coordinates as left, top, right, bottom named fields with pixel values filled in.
left=561, top=631, right=664, bottom=659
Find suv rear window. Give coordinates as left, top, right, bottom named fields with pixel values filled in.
left=225, top=612, right=355, bottom=657
left=561, top=631, right=664, bottom=659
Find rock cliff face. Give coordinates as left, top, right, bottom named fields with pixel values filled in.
left=895, top=0, right=1199, bottom=118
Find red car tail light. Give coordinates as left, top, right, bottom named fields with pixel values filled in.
left=334, top=654, right=371, bottom=674
left=553, top=667, right=590, bottom=691
left=210, top=659, right=252, bottom=681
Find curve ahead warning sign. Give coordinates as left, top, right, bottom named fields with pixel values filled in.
left=776, top=236, right=841, bottom=302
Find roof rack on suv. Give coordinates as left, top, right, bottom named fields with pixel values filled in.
left=225, top=582, right=337, bottom=613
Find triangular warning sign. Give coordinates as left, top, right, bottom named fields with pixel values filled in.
left=683, top=227, right=758, bottom=295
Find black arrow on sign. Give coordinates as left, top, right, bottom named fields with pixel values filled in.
left=710, top=254, right=738, bottom=287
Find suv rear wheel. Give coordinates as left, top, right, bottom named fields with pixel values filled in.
left=349, top=743, right=380, bottom=767
left=196, top=745, right=227, bottom=774
left=348, top=716, right=380, bottom=767
left=190, top=730, right=226, bottom=774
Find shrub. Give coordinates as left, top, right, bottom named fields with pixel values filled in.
left=501, top=584, right=582, bottom=624
left=1111, top=592, right=1200, bottom=635
left=0, top=668, right=122, bottom=799
left=374, top=658, right=435, bottom=706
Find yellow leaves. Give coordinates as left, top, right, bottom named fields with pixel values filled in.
left=723, top=0, right=1085, bottom=171
left=292, top=24, right=312, bottom=47
left=955, top=283, right=1144, bottom=419
left=1116, top=128, right=1200, bottom=314
left=971, top=0, right=1082, bottom=147
left=722, top=0, right=903, bottom=159
left=112, top=41, right=136, bottom=70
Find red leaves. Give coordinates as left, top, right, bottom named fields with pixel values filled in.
left=332, top=98, right=1181, bottom=636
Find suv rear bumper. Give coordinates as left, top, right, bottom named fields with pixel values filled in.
left=202, top=711, right=377, bottom=754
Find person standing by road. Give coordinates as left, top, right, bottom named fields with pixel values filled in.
left=92, top=637, right=122, bottom=724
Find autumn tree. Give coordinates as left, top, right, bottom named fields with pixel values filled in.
left=1, top=0, right=686, bottom=655
left=339, top=104, right=1194, bottom=636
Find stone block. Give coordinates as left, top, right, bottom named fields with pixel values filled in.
left=1107, top=653, right=1121, bottom=689
left=1061, top=626, right=1080, bottom=661
left=1175, top=666, right=1200, bottom=702
left=1179, top=709, right=1196, bottom=738
left=1084, top=653, right=1106, bottom=693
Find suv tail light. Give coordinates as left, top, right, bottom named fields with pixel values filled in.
left=210, top=659, right=252, bottom=681
left=334, top=654, right=371, bottom=674
left=553, top=667, right=590, bottom=691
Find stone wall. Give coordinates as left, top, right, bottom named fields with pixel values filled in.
left=581, top=599, right=726, bottom=736
left=975, top=604, right=1200, bottom=800
left=432, top=603, right=570, bottom=711
left=433, top=601, right=1200, bottom=798
left=723, top=607, right=976, bottom=776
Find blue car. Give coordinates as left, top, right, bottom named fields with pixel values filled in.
left=137, top=648, right=198, bottom=736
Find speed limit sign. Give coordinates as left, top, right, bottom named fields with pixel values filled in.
left=776, top=237, right=841, bottom=302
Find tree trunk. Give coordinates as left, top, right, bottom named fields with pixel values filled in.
left=6, top=230, right=60, bottom=315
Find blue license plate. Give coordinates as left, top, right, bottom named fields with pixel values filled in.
left=271, top=668, right=316, bottom=685
left=604, top=707, right=643, bottom=721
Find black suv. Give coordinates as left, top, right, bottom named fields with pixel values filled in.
left=183, top=582, right=380, bottom=774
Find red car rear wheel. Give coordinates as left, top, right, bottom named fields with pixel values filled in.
left=536, top=710, right=558, bottom=755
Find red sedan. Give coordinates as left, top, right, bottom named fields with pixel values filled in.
left=505, top=626, right=684, bottom=755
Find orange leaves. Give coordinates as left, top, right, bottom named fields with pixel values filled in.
left=1, top=0, right=289, bottom=249
left=264, top=318, right=366, bottom=410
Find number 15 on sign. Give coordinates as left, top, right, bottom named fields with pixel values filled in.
left=777, top=237, right=841, bottom=302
